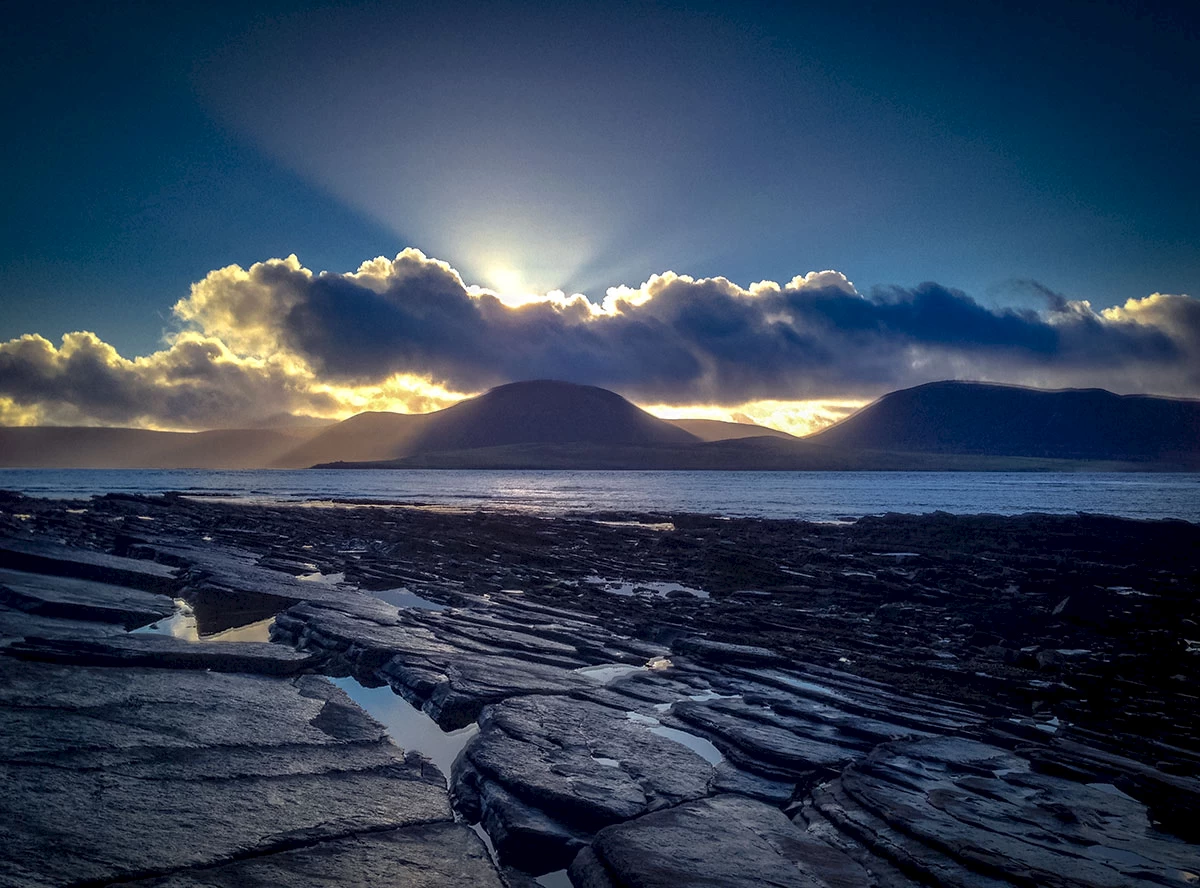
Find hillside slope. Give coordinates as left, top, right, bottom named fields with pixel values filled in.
left=810, top=381, right=1200, bottom=461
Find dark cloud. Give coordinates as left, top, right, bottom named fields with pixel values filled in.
left=0, top=332, right=343, bottom=428
left=3, top=251, right=1197, bottom=429
left=176, top=252, right=1197, bottom=405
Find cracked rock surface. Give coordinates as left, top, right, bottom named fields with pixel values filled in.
left=1, top=490, right=1198, bottom=887
left=0, top=658, right=501, bottom=888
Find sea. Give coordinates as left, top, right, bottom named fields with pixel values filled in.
left=1, top=469, right=1197, bottom=522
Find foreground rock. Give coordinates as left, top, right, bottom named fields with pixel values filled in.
left=126, top=823, right=499, bottom=888
left=806, top=736, right=1200, bottom=887
left=1, top=492, right=1198, bottom=886
left=0, top=566, right=175, bottom=629
left=0, top=657, right=502, bottom=887
left=6, top=631, right=319, bottom=674
left=453, top=695, right=719, bottom=870
left=273, top=594, right=663, bottom=729
left=571, top=794, right=894, bottom=888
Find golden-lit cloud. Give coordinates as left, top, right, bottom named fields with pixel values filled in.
left=2, top=249, right=1198, bottom=431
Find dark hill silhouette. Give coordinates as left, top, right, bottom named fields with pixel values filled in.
left=4, top=380, right=1197, bottom=470
left=0, top=427, right=315, bottom=469
left=809, top=381, right=1200, bottom=461
left=409, top=380, right=698, bottom=451
left=666, top=418, right=796, bottom=442
left=277, top=380, right=698, bottom=467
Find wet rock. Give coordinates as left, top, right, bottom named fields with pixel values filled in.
left=0, top=537, right=178, bottom=593
left=125, top=822, right=503, bottom=888
left=0, top=658, right=477, bottom=887
left=0, top=567, right=176, bottom=629
left=7, top=633, right=318, bottom=675
left=674, top=636, right=785, bottom=666
left=0, top=603, right=127, bottom=646
left=810, top=735, right=1198, bottom=887
left=569, top=793, right=878, bottom=888
left=273, top=598, right=630, bottom=729
left=453, top=695, right=716, bottom=870
left=4, top=495, right=1199, bottom=884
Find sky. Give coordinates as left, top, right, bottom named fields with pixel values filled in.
left=1, top=0, right=1197, bottom=434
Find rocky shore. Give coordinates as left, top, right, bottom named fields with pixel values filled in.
left=1, top=490, right=1197, bottom=886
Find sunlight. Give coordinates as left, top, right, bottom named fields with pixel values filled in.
left=488, top=265, right=523, bottom=297
left=643, top=399, right=866, bottom=437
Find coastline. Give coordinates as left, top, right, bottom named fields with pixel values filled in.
left=1, top=491, right=1198, bottom=885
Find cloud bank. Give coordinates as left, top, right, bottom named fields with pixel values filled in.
left=2, top=249, right=1197, bottom=431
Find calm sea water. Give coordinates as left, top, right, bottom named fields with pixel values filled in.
left=0, top=469, right=1196, bottom=522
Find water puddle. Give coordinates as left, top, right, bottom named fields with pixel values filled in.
left=653, top=690, right=739, bottom=715
left=592, top=520, right=675, bottom=532
left=371, top=587, right=449, bottom=611
left=761, top=671, right=851, bottom=703
left=470, top=823, right=499, bottom=864
left=1086, top=782, right=1137, bottom=802
left=297, top=570, right=346, bottom=584
left=331, top=677, right=478, bottom=783
left=584, top=575, right=709, bottom=599
left=536, top=870, right=572, bottom=887
left=625, top=711, right=723, bottom=764
left=131, top=600, right=275, bottom=643
left=573, top=663, right=643, bottom=683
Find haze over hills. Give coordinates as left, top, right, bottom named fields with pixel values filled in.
left=811, top=381, right=1200, bottom=462
left=0, top=427, right=315, bottom=470
left=0, top=379, right=1196, bottom=470
left=666, top=419, right=798, bottom=442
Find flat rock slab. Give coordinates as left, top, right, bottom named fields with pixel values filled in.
left=0, top=658, right=499, bottom=888
left=0, top=566, right=176, bottom=628
left=0, top=537, right=179, bottom=593
left=7, top=632, right=319, bottom=675
left=124, top=821, right=503, bottom=888
left=0, top=602, right=127, bottom=645
left=570, top=793, right=878, bottom=888
left=274, top=599, right=608, bottom=729
left=811, top=736, right=1200, bottom=888
left=453, top=695, right=717, bottom=871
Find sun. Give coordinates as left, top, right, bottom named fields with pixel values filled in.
left=488, top=266, right=523, bottom=297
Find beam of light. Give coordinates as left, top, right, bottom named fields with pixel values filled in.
left=189, top=3, right=838, bottom=299
left=642, top=400, right=866, bottom=437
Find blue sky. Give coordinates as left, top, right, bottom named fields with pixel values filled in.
left=1, top=0, right=1197, bottom=429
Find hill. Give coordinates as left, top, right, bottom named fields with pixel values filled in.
left=409, top=380, right=698, bottom=451
left=665, top=418, right=796, bottom=442
left=3, top=380, right=1197, bottom=471
left=271, top=412, right=427, bottom=468
left=0, top=426, right=316, bottom=469
left=810, top=381, right=1200, bottom=462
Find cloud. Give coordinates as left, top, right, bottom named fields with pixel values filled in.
left=2, top=249, right=1197, bottom=429
left=0, top=329, right=463, bottom=429
left=170, top=251, right=1200, bottom=403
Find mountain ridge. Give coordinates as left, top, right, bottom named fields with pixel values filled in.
left=810, top=380, right=1200, bottom=461
left=1, top=379, right=1197, bottom=470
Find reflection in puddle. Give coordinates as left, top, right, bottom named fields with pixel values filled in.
left=626, top=712, right=723, bottom=764
left=536, top=870, right=572, bottom=887
left=573, top=663, right=643, bottom=683
left=371, top=587, right=448, bottom=611
left=584, top=576, right=709, bottom=599
left=131, top=600, right=275, bottom=643
left=297, top=570, right=346, bottom=584
left=470, top=823, right=498, bottom=864
left=331, top=677, right=478, bottom=783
